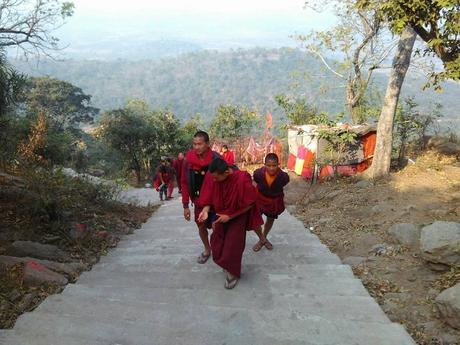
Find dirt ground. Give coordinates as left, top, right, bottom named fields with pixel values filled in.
left=285, top=151, right=460, bottom=345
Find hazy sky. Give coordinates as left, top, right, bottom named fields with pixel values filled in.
left=70, top=0, right=310, bottom=15
left=57, top=0, right=335, bottom=51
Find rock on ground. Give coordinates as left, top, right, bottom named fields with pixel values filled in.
left=0, top=255, right=70, bottom=287
left=342, top=256, right=366, bottom=267
left=5, top=241, right=72, bottom=262
left=387, top=223, right=422, bottom=247
left=420, top=222, right=460, bottom=266
left=23, top=261, right=68, bottom=287
left=435, top=283, right=460, bottom=330
left=355, top=180, right=373, bottom=188
left=0, top=256, right=88, bottom=282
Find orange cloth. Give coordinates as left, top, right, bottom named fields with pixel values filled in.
left=265, top=171, right=278, bottom=187
left=357, top=132, right=377, bottom=172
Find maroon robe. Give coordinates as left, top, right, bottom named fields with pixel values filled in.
left=253, top=167, right=290, bottom=219
left=199, top=170, right=263, bottom=277
left=173, top=158, right=184, bottom=191
left=181, top=149, right=221, bottom=226
left=222, top=150, right=235, bottom=165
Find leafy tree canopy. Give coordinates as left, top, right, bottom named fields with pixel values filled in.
left=209, top=104, right=260, bottom=140
left=357, top=0, right=460, bottom=83
left=22, top=76, right=99, bottom=130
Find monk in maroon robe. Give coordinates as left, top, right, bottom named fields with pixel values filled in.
left=252, top=153, right=290, bottom=251
left=198, top=158, right=263, bottom=289
left=173, top=152, right=184, bottom=193
left=181, top=131, right=221, bottom=264
left=221, top=145, right=235, bottom=165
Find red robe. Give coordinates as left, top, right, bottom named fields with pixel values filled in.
left=199, top=170, right=263, bottom=277
left=222, top=150, right=235, bottom=165
left=181, top=148, right=221, bottom=225
left=153, top=171, right=172, bottom=189
left=173, top=158, right=184, bottom=190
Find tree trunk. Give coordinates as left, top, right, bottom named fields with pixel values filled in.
left=346, top=81, right=359, bottom=123
left=367, top=27, right=417, bottom=179
left=135, top=168, right=141, bottom=186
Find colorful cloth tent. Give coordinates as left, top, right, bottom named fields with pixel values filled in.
left=287, top=124, right=377, bottom=180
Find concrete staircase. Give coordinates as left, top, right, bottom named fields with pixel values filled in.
left=0, top=198, right=416, bottom=345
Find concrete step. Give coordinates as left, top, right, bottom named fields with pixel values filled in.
left=119, top=232, right=322, bottom=247
left=91, top=261, right=354, bottom=277
left=97, top=250, right=342, bottom=268
left=118, top=231, right=325, bottom=245
left=128, top=227, right=318, bottom=242
left=37, top=284, right=390, bottom=323
left=73, top=270, right=368, bottom=296
left=111, top=243, right=332, bottom=256
left=10, top=305, right=415, bottom=345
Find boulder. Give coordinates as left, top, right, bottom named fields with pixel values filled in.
left=371, top=204, right=396, bottom=214
left=427, top=137, right=460, bottom=156
left=87, top=168, right=105, bottom=177
left=342, top=256, right=366, bottom=267
left=5, top=241, right=72, bottom=262
left=0, top=255, right=87, bottom=282
left=0, top=256, right=68, bottom=287
left=23, top=260, right=68, bottom=287
left=427, top=262, right=450, bottom=272
left=355, top=180, right=373, bottom=188
left=420, top=222, right=460, bottom=266
left=16, top=293, right=38, bottom=313
left=435, top=283, right=460, bottom=330
left=325, top=190, right=343, bottom=199
left=369, top=243, right=389, bottom=256
left=427, top=136, right=449, bottom=149
left=437, top=142, right=460, bottom=156
left=387, top=223, right=422, bottom=247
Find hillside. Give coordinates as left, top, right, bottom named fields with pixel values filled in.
left=13, top=48, right=460, bottom=126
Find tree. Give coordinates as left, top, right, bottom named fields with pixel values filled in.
left=97, top=100, right=181, bottom=184
left=301, top=0, right=397, bottom=123
left=0, top=0, right=74, bottom=56
left=0, top=51, right=26, bottom=116
left=178, top=113, right=204, bottom=151
left=22, top=77, right=99, bottom=130
left=97, top=108, right=151, bottom=184
left=209, top=104, right=259, bottom=140
left=366, top=27, right=417, bottom=178
left=355, top=1, right=459, bottom=177
left=357, top=0, right=460, bottom=83
left=145, top=107, right=181, bottom=172
left=394, top=97, right=442, bottom=165
left=275, top=94, right=319, bottom=125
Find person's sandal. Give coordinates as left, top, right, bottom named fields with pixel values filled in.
left=224, top=276, right=239, bottom=289
left=264, top=240, right=273, bottom=250
left=197, top=252, right=211, bottom=264
left=252, top=241, right=266, bottom=252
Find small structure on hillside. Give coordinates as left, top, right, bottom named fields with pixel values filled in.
left=287, top=124, right=376, bottom=180
left=212, top=135, right=284, bottom=168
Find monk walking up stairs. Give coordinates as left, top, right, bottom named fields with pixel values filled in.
left=252, top=153, right=290, bottom=252
left=198, top=158, right=263, bottom=289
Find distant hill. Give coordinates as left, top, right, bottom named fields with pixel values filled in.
left=12, top=48, right=460, bottom=130
left=59, top=39, right=203, bottom=61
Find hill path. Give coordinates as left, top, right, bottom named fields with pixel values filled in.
left=0, top=192, right=415, bottom=345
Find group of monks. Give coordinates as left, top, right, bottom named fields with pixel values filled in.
left=179, top=131, right=289, bottom=289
